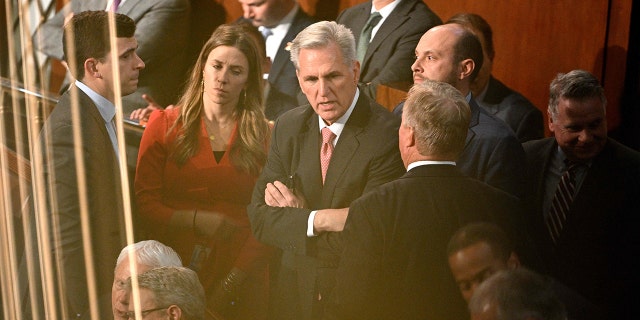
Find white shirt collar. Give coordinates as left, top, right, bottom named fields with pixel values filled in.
left=370, top=0, right=401, bottom=39
left=260, top=4, right=299, bottom=61
left=407, top=160, right=456, bottom=172
left=75, top=80, right=115, bottom=124
left=317, top=88, right=360, bottom=146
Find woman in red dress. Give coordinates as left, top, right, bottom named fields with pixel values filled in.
left=135, top=24, right=272, bottom=319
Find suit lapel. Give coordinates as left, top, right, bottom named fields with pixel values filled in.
left=74, top=87, right=120, bottom=169
left=350, top=4, right=372, bottom=42
left=464, top=98, right=481, bottom=148
left=294, top=113, right=323, bottom=208
left=269, top=10, right=308, bottom=84
left=364, top=0, right=411, bottom=68
left=321, top=96, right=369, bottom=206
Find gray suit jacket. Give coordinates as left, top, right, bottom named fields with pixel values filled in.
left=247, top=93, right=405, bottom=319
left=337, top=0, right=441, bottom=99
left=38, top=86, right=126, bottom=318
left=34, top=0, right=190, bottom=111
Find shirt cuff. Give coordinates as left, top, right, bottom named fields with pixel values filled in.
left=307, top=210, right=318, bottom=237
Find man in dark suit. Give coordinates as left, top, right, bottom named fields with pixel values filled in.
left=396, top=23, right=526, bottom=198
left=324, top=80, right=520, bottom=320
left=239, top=0, right=316, bottom=105
left=523, top=70, right=640, bottom=318
left=337, top=0, right=441, bottom=99
left=447, top=13, right=543, bottom=143
left=34, top=0, right=190, bottom=112
left=247, top=21, right=404, bottom=320
left=37, top=11, right=144, bottom=318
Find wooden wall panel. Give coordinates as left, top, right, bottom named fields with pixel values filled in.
left=216, top=0, right=630, bottom=133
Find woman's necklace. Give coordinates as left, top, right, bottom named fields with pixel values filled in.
left=205, top=119, right=233, bottom=142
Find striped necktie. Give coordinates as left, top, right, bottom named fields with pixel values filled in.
left=546, top=160, right=580, bottom=244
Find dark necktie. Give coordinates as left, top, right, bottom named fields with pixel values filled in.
left=320, top=127, right=336, bottom=184
left=356, top=12, right=382, bottom=65
left=546, top=160, right=580, bottom=244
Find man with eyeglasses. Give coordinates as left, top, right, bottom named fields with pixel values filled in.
left=125, top=266, right=205, bottom=320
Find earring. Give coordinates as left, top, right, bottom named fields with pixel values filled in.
left=243, top=89, right=247, bottom=104
left=201, top=78, right=204, bottom=93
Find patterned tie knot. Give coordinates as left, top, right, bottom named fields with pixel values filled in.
left=322, top=127, right=336, bottom=145
left=364, top=12, right=383, bottom=32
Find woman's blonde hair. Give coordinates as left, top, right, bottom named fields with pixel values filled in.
left=170, top=24, right=269, bottom=176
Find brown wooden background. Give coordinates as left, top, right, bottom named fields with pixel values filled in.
left=219, top=0, right=632, bottom=136
left=50, top=0, right=633, bottom=136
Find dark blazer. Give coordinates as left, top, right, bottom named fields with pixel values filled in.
left=267, top=8, right=316, bottom=101
left=523, top=137, right=640, bottom=318
left=337, top=0, right=441, bottom=99
left=39, top=86, right=125, bottom=318
left=456, top=98, right=526, bottom=197
left=247, top=93, right=405, bottom=319
left=34, top=0, right=191, bottom=111
left=393, top=98, right=525, bottom=197
left=477, top=76, right=544, bottom=143
left=324, top=164, right=521, bottom=320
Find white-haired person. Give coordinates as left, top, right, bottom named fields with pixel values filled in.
left=125, top=266, right=206, bottom=320
left=112, top=240, right=182, bottom=320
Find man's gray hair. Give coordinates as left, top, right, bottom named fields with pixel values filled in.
left=548, top=69, right=606, bottom=121
left=403, top=80, right=471, bottom=159
left=289, top=21, right=356, bottom=70
left=115, top=240, right=182, bottom=270
left=127, top=266, right=205, bottom=320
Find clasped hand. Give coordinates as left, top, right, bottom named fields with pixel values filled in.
left=264, top=180, right=307, bottom=208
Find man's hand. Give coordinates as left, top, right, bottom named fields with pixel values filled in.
left=128, top=94, right=175, bottom=123
left=265, top=180, right=306, bottom=208
left=313, top=208, right=349, bottom=233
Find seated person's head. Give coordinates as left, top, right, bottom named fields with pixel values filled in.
left=447, top=222, right=520, bottom=302
left=125, top=266, right=205, bottom=320
left=468, top=268, right=567, bottom=320
left=113, top=240, right=182, bottom=320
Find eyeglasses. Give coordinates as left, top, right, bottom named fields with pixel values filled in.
left=124, top=306, right=170, bottom=319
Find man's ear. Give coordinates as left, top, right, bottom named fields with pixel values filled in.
left=296, top=69, right=305, bottom=94
left=353, top=60, right=361, bottom=84
left=547, top=110, right=555, bottom=133
left=167, top=305, right=182, bottom=320
left=84, top=58, right=101, bottom=79
left=459, top=58, right=475, bottom=80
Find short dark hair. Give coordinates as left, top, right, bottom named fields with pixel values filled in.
left=447, top=222, right=513, bottom=262
left=62, top=10, right=136, bottom=79
left=452, top=27, right=484, bottom=81
left=447, top=13, right=495, bottom=61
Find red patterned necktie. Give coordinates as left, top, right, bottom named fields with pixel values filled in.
left=546, top=160, right=579, bottom=244
left=320, top=127, right=336, bottom=185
